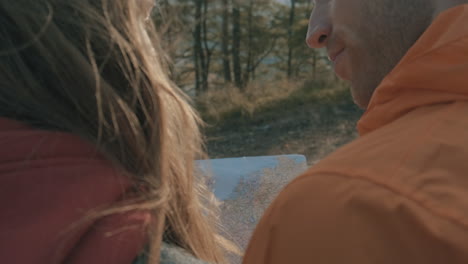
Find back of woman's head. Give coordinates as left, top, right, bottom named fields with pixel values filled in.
left=0, top=0, right=227, bottom=262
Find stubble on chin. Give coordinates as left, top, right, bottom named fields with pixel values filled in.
left=352, top=0, right=434, bottom=108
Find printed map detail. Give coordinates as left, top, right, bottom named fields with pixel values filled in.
left=197, top=155, right=307, bottom=263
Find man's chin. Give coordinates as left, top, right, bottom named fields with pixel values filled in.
left=350, top=85, right=372, bottom=110
left=334, top=70, right=351, bottom=82
left=334, top=74, right=371, bottom=109
left=353, top=98, right=369, bottom=110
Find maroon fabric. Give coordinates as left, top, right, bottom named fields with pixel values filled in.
left=0, top=118, right=150, bottom=264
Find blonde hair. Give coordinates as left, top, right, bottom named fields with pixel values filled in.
left=0, top=0, right=229, bottom=263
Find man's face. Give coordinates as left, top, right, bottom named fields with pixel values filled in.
left=307, top=0, right=434, bottom=108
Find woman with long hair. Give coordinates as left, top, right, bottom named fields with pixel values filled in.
left=0, top=0, right=230, bottom=263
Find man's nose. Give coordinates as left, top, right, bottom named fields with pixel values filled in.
left=306, top=23, right=331, bottom=49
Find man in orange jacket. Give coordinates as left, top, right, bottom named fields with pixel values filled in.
left=243, top=0, right=468, bottom=263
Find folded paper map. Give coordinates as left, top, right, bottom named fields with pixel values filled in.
left=196, top=155, right=308, bottom=263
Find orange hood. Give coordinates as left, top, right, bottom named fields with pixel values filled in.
left=358, top=4, right=468, bottom=136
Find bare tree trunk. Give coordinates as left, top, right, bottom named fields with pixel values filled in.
left=159, top=0, right=176, bottom=78
left=231, top=1, right=242, bottom=89
left=193, top=0, right=213, bottom=93
left=221, top=0, right=232, bottom=83
left=193, top=0, right=204, bottom=94
left=287, top=0, right=296, bottom=79
left=244, top=0, right=254, bottom=84
left=250, top=37, right=278, bottom=79
left=313, top=49, right=317, bottom=80
left=193, top=0, right=206, bottom=95
left=201, top=0, right=210, bottom=91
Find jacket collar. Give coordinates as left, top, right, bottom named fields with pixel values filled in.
left=358, top=4, right=468, bottom=136
left=0, top=118, right=101, bottom=164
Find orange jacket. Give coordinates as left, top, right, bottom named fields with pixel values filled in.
left=243, top=4, right=468, bottom=264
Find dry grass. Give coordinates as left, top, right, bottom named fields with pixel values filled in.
left=196, top=77, right=350, bottom=123
left=200, top=77, right=363, bottom=163
left=196, top=79, right=301, bottom=121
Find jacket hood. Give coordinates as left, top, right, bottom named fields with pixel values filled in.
left=358, top=4, right=468, bottom=136
left=0, top=118, right=149, bottom=264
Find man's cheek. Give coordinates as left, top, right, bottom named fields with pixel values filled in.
left=330, top=0, right=360, bottom=21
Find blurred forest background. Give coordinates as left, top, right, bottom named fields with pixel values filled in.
left=152, top=0, right=363, bottom=164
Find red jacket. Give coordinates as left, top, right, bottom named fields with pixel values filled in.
left=0, top=118, right=149, bottom=263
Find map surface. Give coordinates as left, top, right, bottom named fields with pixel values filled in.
left=197, top=155, right=308, bottom=263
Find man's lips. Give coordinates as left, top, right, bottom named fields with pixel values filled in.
left=328, top=48, right=350, bottom=80
left=328, top=48, right=345, bottom=62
